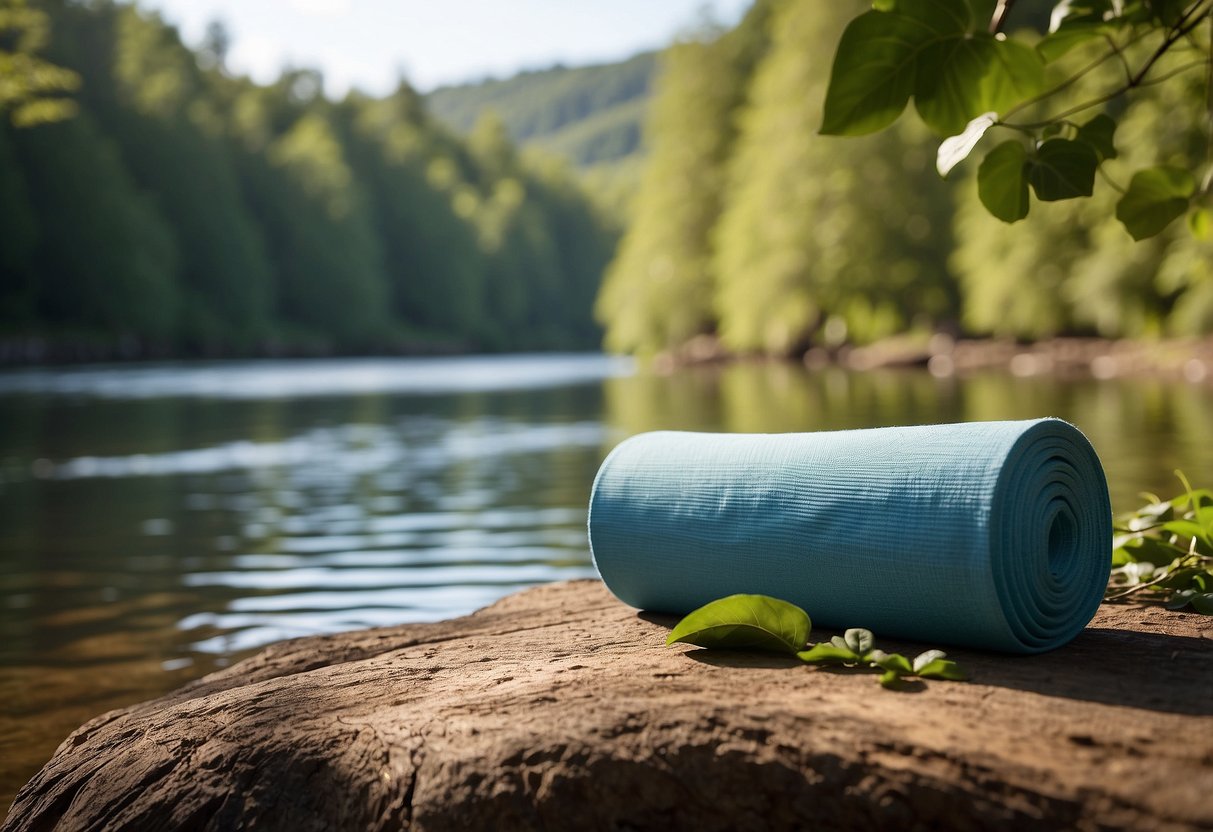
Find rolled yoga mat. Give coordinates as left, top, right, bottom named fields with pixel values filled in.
left=588, top=418, right=1111, bottom=654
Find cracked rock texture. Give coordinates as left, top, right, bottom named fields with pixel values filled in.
left=4, top=579, right=1213, bottom=831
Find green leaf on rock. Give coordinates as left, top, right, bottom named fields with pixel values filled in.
left=844, top=628, right=876, bottom=657
left=1192, top=593, right=1213, bottom=615
left=1116, top=166, right=1196, bottom=240
left=879, top=669, right=907, bottom=689
left=797, top=643, right=862, bottom=665
left=666, top=594, right=811, bottom=653
left=912, top=649, right=947, bottom=673
left=871, top=650, right=914, bottom=674
left=915, top=658, right=968, bottom=680
left=978, top=140, right=1030, bottom=222
left=1028, top=139, right=1098, bottom=201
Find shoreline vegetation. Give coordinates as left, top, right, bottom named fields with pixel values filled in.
left=651, top=332, right=1213, bottom=384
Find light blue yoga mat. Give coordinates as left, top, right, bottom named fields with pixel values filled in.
left=588, top=419, right=1111, bottom=654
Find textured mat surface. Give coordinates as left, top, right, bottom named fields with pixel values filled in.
left=588, top=419, right=1111, bottom=653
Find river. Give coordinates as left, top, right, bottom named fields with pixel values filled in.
left=2, top=353, right=1211, bottom=808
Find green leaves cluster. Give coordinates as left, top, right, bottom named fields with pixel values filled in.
left=666, top=594, right=967, bottom=691
left=799, top=629, right=967, bottom=690
left=821, top=0, right=1044, bottom=138
left=821, top=0, right=1213, bottom=239
left=1108, top=472, right=1213, bottom=613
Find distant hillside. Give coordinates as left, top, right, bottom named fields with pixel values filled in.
left=425, top=52, right=655, bottom=168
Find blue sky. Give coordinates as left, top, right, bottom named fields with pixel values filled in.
left=145, top=0, right=753, bottom=94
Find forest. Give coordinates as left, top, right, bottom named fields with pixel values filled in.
left=599, top=0, right=1213, bottom=357
left=4, top=0, right=1212, bottom=363
left=0, top=0, right=617, bottom=360
left=426, top=52, right=654, bottom=170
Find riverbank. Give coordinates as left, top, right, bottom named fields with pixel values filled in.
left=6, top=580, right=1211, bottom=829
left=655, top=334, right=1213, bottom=384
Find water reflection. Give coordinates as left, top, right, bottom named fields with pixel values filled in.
left=0, top=354, right=1211, bottom=807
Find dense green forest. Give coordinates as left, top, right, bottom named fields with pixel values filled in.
left=426, top=53, right=654, bottom=170
left=599, top=0, right=1213, bottom=357
left=0, top=0, right=616, bottom=360
left=6, top=0, right=1212, bottom=364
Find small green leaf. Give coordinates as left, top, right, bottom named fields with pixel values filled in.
left=879, top=669, right=907, bottom=689
left=1028, top=139, right=1098, bottom=201
left=978, top=140, right=1030, bottom=222
left=798, top=643, right=861, bottom=665
left=844, top=628, right=875, bottom=657
left=872, top=650, right=914, bottom=674
left=912, top=649, right=947, bottom=673
left=915, top=658, right=968, bottom=680
left=1162, top=519, right=1211, bottom=544
left=1116, top=166, right=1196, bottom=240
left=1075, top=113, right=1117, bottom=161
left=830, top=635, right=850, bottom=650
left=937, top=111, right=998, bottom=176
left=1191, top=593, right=1213, bottom=615
left=666, top=594, right=811, bottom=653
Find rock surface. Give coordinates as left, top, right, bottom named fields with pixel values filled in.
left=4, top=579, right=1213, bottom=831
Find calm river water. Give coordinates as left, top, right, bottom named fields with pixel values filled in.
left=2, top=353, right=1212, bottom=807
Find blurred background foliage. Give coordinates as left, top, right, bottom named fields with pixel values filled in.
left=1, top=0, right=1212, bottom=361
left=0, top=0, right=616, bottom=357
left=598, top=0, right=1213, bottom=357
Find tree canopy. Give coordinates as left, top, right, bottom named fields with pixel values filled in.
left=0, top=0, right=616, bottom=358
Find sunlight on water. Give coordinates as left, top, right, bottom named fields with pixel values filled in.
left=0, top=353, right=633, bottom=399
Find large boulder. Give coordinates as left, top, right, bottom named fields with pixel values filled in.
left=4, top=579, right=1212, bottom=830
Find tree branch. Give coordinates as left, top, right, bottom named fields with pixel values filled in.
left=1008, top=4, right=1213, bottom=129
left=1001, top=27, right=1154, bottom=121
